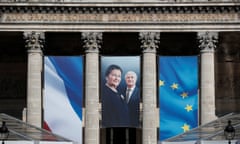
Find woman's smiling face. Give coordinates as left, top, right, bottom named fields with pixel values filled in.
left=106, top=69, right=122, bottom=88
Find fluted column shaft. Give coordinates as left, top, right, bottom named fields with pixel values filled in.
left=82, top=32, right=102, bottom=144
left=139, top=32, right=160, bottom=144
left=24, top=31, right=45, bottom=127
left=198, top=32, right=218, bottom=124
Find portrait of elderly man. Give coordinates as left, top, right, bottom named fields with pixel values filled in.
left=124, top=71, right=140, bottom=127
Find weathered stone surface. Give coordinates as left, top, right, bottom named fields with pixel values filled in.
left=1, top=13, right=239, bottom=23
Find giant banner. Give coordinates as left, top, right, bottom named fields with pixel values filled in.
left=101, top=56, right=140, bottom=128
left=44, top=56, right=83, bottom=144
left=159, top=56, right=199, bottom=141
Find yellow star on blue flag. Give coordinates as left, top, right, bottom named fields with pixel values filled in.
left=181, top=123, right=190, bottom=132
left=159, top=80, right=165, bottom=87
left=171, top=83, right=178, bottom=90
left=185, top=104, right=193, bottom=112
left=181, top=92, right=188, bottom=99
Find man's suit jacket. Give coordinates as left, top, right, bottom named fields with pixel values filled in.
left=125, top=86, right=140, bottom=127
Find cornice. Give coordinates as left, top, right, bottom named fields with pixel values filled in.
left=0, top=2, right=240, bottom=32
left=0, top=3, right=239, bottom=14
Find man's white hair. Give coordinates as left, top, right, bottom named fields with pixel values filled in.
left=125, top=71, right=137, bottom=80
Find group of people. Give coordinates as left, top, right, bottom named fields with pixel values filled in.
left=102, top=64, right=140, bottom=127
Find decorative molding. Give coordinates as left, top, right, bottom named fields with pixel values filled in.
left=2, top=13, right=238, bottom=23
left=0, top=4, right=240, bottom=24
left=139, top=32, right=160, bottom=53
left=23, top=31, right=45, bottom=51
left=0, top=5, right=239, bottom=14
left=0, top=4, right=240, bottom=31
left=81, top=32, right=102, bottom=53
left=198, top=32, right=218, bottom=52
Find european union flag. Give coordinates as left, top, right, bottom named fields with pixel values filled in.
left=159, top=56, right=199, bottom=141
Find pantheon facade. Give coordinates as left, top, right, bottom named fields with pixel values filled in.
left=0, top=0, right=240, bottom=144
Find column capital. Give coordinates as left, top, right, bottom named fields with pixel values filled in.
left=139, top=32, right=160, bottom=53
left=23, top=31, right=45, bottom=53
left=81, top=32, right=102, bottom=53
left=198, top=32, right=218, bottom=53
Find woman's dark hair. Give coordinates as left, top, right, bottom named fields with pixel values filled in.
left=105, top=64, right=123, bottom=77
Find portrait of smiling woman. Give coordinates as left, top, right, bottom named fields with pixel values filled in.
left=101, top=64, right=130, bottom=127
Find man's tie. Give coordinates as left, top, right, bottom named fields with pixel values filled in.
left=126, top=88, right=131, bottom=103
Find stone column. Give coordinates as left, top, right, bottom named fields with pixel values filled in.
left=24, top=31, right=45, bottom=127
left=82, top=32, right=102, bottom=144
left=139, top=32, right=160, bottom=144
left=198, top=32, right=218, bottom=124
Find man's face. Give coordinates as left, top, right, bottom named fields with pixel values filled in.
left=125, top=74, right=136, bottom=88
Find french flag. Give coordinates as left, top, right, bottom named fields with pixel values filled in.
left=44, top=56, right=83, bottom=144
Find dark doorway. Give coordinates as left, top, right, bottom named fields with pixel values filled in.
left=106, top=128, right=136, bottom=144
left=0, top=32, right=27, bottom=119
